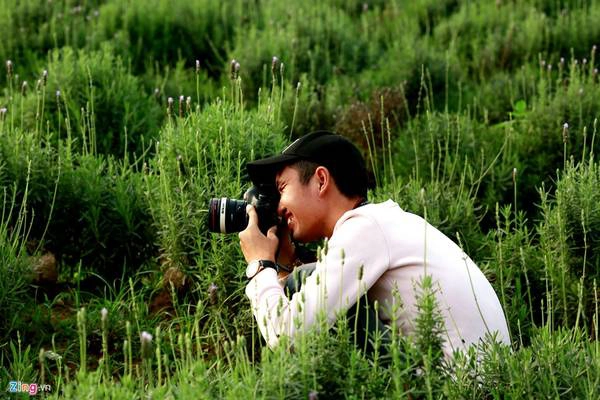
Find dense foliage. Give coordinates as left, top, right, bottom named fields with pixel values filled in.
left=1, top=0, right=599, bottom=398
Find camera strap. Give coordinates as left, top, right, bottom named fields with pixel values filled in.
left=354, top=199, right=370, bottom=209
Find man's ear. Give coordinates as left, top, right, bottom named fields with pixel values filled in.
left=314, top=166, right=330, bottom=194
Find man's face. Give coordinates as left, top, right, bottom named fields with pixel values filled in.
left=275, top=165, right=323, bottom=242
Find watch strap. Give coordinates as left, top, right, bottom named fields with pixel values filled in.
left=247, top=259, right=278, bottom=280
left=257, top=259, right=277, bottom=272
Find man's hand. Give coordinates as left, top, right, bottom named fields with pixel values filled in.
left=239, top=205, right=278, bottom=263
left=275, top=223, right=297, bottom=267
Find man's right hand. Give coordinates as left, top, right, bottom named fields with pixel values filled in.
left=239, top=205, right=278, bottom=264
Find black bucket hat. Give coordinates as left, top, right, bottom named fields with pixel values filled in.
left=247, top=131, right=368, bottom=196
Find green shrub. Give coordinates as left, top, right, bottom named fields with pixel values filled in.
left=95, top=0, right=240, bottom=77
left=511, top=55, right=599, bottom=214
left=481, top=205, right=544, bottom=344
left=537, top=158, right=600, bottom=330
left=140, top=59, right=219, bottom=114
left=389, top=112, right=519, bottom=222
left=446, top=327, right=598, bottom=399
left=3, top=44, right=163, bottom=157
left=0, top=185, right=32, bottom=342
left=434, top=2, right=546, bottom=79
left=228, top=0, right=380, bottom=101
left=0, top=0, right=106, bottom=86
left=144, top=96, right=286, bottom=301
left=433, top=1, right=600, bottom=80
left=0, top=127, right=156, bottom=281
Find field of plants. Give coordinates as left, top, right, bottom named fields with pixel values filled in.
left=1, top=0, right=599, bottom=398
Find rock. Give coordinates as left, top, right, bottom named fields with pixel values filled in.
left=31, top=252, right=58, bottom=284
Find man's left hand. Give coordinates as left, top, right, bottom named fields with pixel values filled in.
left=239, top=205, right=279, bottom=263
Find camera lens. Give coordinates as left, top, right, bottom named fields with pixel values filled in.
left=208, top=198, right=248, bottom=233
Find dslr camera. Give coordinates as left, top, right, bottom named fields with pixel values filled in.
left=207, top=185, right=280, bottom=234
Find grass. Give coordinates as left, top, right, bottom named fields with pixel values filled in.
left=1, top=0, right=600, bottom=398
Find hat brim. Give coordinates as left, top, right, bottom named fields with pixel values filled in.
left=246, top=153, right=299, bottom=186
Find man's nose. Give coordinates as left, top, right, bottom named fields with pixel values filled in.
left=277, top=201, right=286, bottom=216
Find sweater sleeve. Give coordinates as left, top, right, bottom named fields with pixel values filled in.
left=245, top=213, right=390, bottom=348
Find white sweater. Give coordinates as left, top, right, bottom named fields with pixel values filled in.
left=245, top=200, right=511, bottom=359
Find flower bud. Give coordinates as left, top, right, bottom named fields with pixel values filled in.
left=167, top=97, right=174, bottom=116
left=230, top=59, right=237, bottom=80
left=562, top=122, right=569, bottom=144
left=208, top=283, right=218, bottom=305
left=140, top=331, right=153, bottom=359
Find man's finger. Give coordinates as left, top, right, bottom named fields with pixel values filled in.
left=266, top=225, right=278, bottom=239
left=246, top=204, right=258, bottom=226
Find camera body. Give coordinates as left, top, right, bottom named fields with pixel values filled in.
left=207, top=185, right=280, bottom=234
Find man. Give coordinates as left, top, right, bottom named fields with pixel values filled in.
left=239, top=131, right=510, bottom=360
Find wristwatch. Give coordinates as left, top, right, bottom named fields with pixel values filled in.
left=246, top=259, right=278, bottom=279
